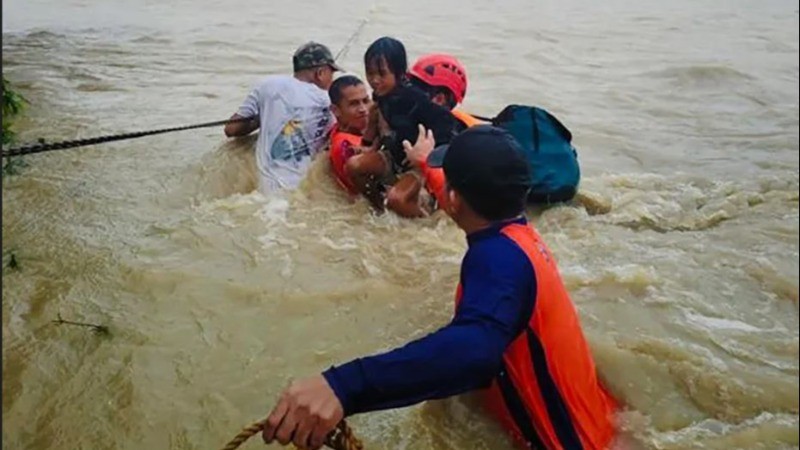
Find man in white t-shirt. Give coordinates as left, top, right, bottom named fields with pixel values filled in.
left=224, top=42, right=342, bottom=194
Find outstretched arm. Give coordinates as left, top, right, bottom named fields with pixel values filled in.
left=262, top=239, right=535, bottom=449
left=225, top=84, right=262, bottom=137
left=224, top=113, right=260, bottom=137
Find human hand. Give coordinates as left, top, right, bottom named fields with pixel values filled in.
left=362, top=105, right=380, bottom=144
left=403, top=124, right=436, bottom=167
left=262, top=375, right=344, bottom=449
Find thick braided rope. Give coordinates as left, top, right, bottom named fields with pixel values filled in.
left=1, top=117, right=252, bottom=158
left=222, top=418, right=269, bottom=450
left=326, top=420, right=364, bottom=450
left=221, top=418, right=363, bottom=450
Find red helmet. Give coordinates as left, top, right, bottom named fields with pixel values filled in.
left=409, top=53, right=468, bottom=104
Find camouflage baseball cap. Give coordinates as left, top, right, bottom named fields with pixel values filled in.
left=293, top=41, right=343, bottom=72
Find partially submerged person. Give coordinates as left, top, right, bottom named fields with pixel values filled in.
left=327, top=75, right=372, bottom=195
left=345, top=37, right=465, bottom=217
left=408, top=53, right=480, bottom=129
left=405, top=54, right=582, bottom=209
left=260, top=125, right=618, bottom=450
left=224, top=42, right=341, bottom=195
left=402, top=53, right=484, bottom=211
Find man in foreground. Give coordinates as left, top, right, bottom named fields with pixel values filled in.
left=261, top=126, right=618, bottom=450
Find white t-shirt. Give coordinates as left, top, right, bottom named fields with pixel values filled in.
left=236, top=75, right=333, bottom=194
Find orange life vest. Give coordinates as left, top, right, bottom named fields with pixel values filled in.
left=451, top=109, right=484, bottom=128
left=455, top=222, right=617, bottom=450
left=329, top=125, right=362, bottom=195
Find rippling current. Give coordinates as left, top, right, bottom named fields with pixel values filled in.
left=2, top=0, right=798, bottom=448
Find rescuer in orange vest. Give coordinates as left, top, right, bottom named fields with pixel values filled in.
left=262, top=125, right=618, bottom=450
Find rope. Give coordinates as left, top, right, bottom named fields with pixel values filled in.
left=335, top=17, right=370, bottom=61
left=1, top=116, right=252, bottom=158
left=221, top=418, right=363, bottom=450
left=2, top=7, right=376, bottom=160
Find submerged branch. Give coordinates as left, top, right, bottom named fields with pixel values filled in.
left=52, top=313, right=110, bottom=335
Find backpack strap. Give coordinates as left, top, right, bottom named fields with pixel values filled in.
left=538, top=109, right=573, bottom=142
left=468, top=106, right=574, bottom=145
left=469, top=114, right=494, bottom=123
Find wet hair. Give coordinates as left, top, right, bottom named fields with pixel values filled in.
left=364, top=36, right=408, bottom=83
left=409, top=76, right=457, bottom=109
left=329, top=75, right=364, bottom=106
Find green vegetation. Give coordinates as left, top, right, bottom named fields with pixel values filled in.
left=2, top=76, right=26, bottom=145
left=3, top=250, right=20, bottom=271
left=2, top=76, right=28, bottom=176
left=2, top=156, right=28, bottom=176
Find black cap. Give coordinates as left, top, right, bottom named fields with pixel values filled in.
left=427, top=125, right=531, bottom=203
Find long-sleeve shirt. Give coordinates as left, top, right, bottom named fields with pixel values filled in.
left=322, top=218, right=536, bottom=415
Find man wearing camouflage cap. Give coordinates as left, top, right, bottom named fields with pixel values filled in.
left=225, top=42, right=342, bottom=194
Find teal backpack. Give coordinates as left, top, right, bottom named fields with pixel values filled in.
left=480, top=105, right=580, bottom=203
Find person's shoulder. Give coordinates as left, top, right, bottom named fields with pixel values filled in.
left=388, top=83, right=428, bottom=103
left=284, top=77, right=330, bottom=104
left=403, top=83, right=430, bottom=99
left=260, top=74, right=294, bottom=88
left=399, top=83, right=452, bottom=116
left=465, top=233, right=533, bottom=275
left=330, top=126, right=345, bottom=144
left=468, top=233, right=528, bottom=257
left=260, top=76, right=330, bottom=105
left=331, top=127, right=360, bottom=147
left=308, top=82, right=332, bottom=103
left=248, top=75, right=289, bottom=94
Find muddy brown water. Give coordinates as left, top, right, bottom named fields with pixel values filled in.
left=2, top=0, right=798, bottom=448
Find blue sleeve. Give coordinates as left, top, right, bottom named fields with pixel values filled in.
left=322, top=237, right=536, bottom=415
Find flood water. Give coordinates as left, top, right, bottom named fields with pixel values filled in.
left=2, top=0, right=798, bottom=448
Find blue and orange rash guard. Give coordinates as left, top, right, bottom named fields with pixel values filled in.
left=323, top=217, right=617, bottom=450
left=323, top=218, right=534, bottom=412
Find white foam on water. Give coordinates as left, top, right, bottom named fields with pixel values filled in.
left=684, top=311, right=764, bottom=333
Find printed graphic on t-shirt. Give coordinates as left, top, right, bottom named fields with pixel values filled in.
left=270, top=118, right=310, bottom=162
left=269, top=108, right=332, bottom=163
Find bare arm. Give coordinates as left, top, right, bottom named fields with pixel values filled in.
left=224, top=113, right=260, bottom=137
